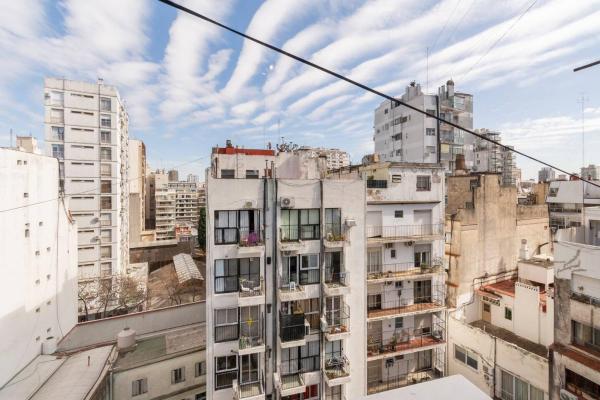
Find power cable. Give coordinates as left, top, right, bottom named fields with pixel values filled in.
left=429, top=0, right=463, bottom=53
left=156, top=0, right=600, bottom=189
left=0, top=155, right=209, bottom=213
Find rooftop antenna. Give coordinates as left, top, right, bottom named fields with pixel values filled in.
left=9, top=128, right=13, bottom=147
left=578, top=93, right=588, bottom=233
left=426, top=46, right=429, bottom=93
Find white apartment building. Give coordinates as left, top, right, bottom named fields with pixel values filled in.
left=373, top=80, right=473, bottom=173
left=154, top=171, right=177, bottom=241
left=0, top=143, right=78, bottom=387
left=448, top=250, right=554, bottom=400
left=546, top=180, right=600, bottom=230
left=581, top=164, right=600, bottom=181
left=552, top=207, right=600, bottom=399
left=43, top=78, right=129, bottom=314
left=129, top=139, right=146, bottom=243
left=472, top=129, right=516, bottom=186
left=206, top=142, right=366, bottom=400
left=296, top=147, right=351, bottom=170
left=538, top=167, right=556, bottom=183
left=169, top=180, right=202, bottom=225
left=357, top=162, right=447, bottom=394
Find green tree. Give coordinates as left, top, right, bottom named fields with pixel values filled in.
left=198, top=207, right=206, bottom=251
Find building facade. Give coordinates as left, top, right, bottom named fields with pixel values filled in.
left=129, top=139, right=146, bottom=243
left=206, top=143, right=367, bottom=400
left=551, top=208, right=600, bottom=400
left=472, top=129, right=516, bottom=186
left=43, top=78, right=129, bottom=311
left=296, top=147, right=351, bottom=170
left=546, top=180, right=600, bottom=230
left=581, top=164, right=600, bottom=181
left=0, top=145, right=78, bottom=387
left=154, top=171, right=177, bottom=241
left=538, top=167, right=556, bottom=183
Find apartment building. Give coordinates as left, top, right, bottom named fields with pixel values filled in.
left=154, top=170, right=177, bottom=241
left=0, top=142, right=78, bottom=387
left=43, top=78, right=129, bottom=311
left=551, top=207, right=600, bottom=400
left=472, top=129, right=516, bottom=186
left=169, top=180, right=202, bottom=224
left=445, top=173, right=550, bottom=309
left=545, top=180, right=600, bottom=230
left=129, top=139, right=147, bottom=243
left=356, top=162, right=447, bottom=394
left=581, top=164, right=600, bottom=180
left=206, top=142, right=366, bottom=400
left=538, top=167, right=556, bottom=183
left=373, top=80, right=473, bottom=173
left=296, top=147, right=351, bottom=170
left=448, top=251, right=554, bottom=400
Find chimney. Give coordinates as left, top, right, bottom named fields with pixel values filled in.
left=454, top=154, right=466, bottom=174
left=519, top=239, right=530, bottom=260
left=225, top=139, right=233, bottom=148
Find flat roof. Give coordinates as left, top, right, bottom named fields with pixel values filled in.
left=366, top=375, right=491, bottom=400
left=173, top=253, right=203, bottom=283
left=470, top=320, right=548, bottom=359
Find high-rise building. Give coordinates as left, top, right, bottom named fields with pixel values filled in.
left=129, top=139, right=146, bottom=243
left=472, top=129, right=517, bottom=186
left=169, top=180, right=202, bottom=225
left=538, top=167, right=556, bottom=183
left=546, top=180, right=600, bottom=230
left=373, top=80, right=473, bottom=173
left=154, top=171, right=176, bottom=241
left=552, top=207, right=600, bottom=399
left=206, top=142, right=366, bottom=400
left=168, top=169, right=179, bottom=182
left=0, top=143, right=78, bottom=387
left=580, top=164, right=600, bottom=180
left=187, top=173, right=200, bottom=183
left=296, top=146, right=351, bottom=170
left=43, top=78, right=129, bottom=317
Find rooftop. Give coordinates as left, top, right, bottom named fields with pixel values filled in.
left=470, top=320, right=548, bottom=359
left=366, top=375, right=491, bottom=400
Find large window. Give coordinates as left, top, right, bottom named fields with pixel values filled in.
left=214, top=258, right=260, bottom=293
left=454, top=344, right=478, bottom=370
left=239, top=354, right=260, bottom=386
left=281, top=340, right=320, bottom=375
left=325, top=208, right=341, bottom=239
left=195, top=361, right=206, bottom=377
left=416, top=175, right=431, bottom=191
left=215, top=355, right=237, bottom=390
left=131, top=378, right=147, bottom=396
left=101, top=180, right=111, bottom=194
left=300, top=254, right=320, bottom=285
left=51, top=144, right=64, bottom=159
left=100, top=130, right=111, bottom=144
left=100, top=97, right=111, bottom=112
left=214, top=210, right=260, bottom=244
left=214, top=308, right=238, bottom=343
left=281, top=209, right=320, bottom=241
left=566, top=369, right=600, bottom=399
left=572, top=320, right=600, bottom=351
left=500, top=370, right=544, bottom=400
left=101, top=196, right=112, bottom=210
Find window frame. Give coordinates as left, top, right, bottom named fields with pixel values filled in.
left=215, top=355, right=237, bottom=390
left=131, top=378, right=147, bottom=396
left=195, top=361, right=206, bottom=377
left=416, top=175, right=431, bottom=191
left=454, top=344, right=478, bottom=371
left=504, top=307, right=513, bottom=321
left=281, top=209, right=320, bottom=241
left=214, top=308, right=239, bottom=343
left=171, top=367, right=185, bottom=384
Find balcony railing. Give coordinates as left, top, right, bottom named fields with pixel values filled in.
left=367, top=262, right=440, bottom=280
left=239, top=278, right=264, bottom=298
left=367, top=323, right=445, bottom=357
left=280, top=355, right=321, bottom=377
left=367, top=285, right=445, bottom=319
left=234, top=374, right=265, bottom=399
left=280, top=225, right=320, bottom=242
left=367, top=180, right=388, bottom=189
left=367, top=368, right=440, bottom=394
left=324, top=270, right=348, bottom=288
left=324, top=223, right=343, bottom=241
left=279, top=312, right=307, bottom=343
left=215, top=227, right=263, bottom=246
left=366, top=224, right=444, bottom=239
left=215, top=324, right=239, bottom=343
left=324, top=304, right=350, bottom=335
left=300, top=269, right=320, bottom=285
left=324, top=354, right=350, bottom=380
left=239, top=318, right=264, bottom=350
left=571, top=292, right=600, bottom=307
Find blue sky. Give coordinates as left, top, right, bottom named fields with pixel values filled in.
left=1, top=0, right=599, bottom=179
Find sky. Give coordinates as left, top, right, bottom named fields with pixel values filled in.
left=0, top=0, right=599, bottom=180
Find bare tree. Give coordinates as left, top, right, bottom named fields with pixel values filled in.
left=77, top=280, right=97, bottom=321
left=160, top=271, right=185, bottom=306
left=114, top=275, right=147, bottom=314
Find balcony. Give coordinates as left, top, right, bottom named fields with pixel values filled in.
left=367, top=285, right=445, bottom=320
left=238, top=278, right=265, bottom=307
left=238, top=319, right=265, bottom=355
left=367, top=262, right=442, bottom=282
left=278, top=276, right=306, bottom=302
left=324, top=354, right=351, bottom=386
left=367, top=224, right=444, bottom=242
left=321, top=304, right=350, bottom=341
left=279, top=312, right=308, bottom=348
left=367, top=322, right=445, bottom=360
left=324, top=224, right=345, bottom=248
left=274, top=370, right=306, bottom=398
left=323, top=270, right=350, bottom=296
left=215, top=227, right=264, bottom=253
left=234, top=376, right=265, bottom=400
left=367, top=368, right=441, bottom=395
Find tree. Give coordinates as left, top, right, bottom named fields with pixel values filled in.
left=78, top=280, right=96, bottom=321
left=114, top=275, right=147, bottom=314
left=198, top=207, right=206, bottom=251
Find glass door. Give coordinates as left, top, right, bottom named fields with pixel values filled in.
left=239, top=354, right=259, bottom=384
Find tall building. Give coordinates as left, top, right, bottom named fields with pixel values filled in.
left=187, top=173, right=200, bottom=183
left=358, top=162, right=447, bottom=394
left=538, top=167, right=556, bottom=183
left=145, top=168, right=156, bottom=229
left=546, top=179, right=600, bottom=230
left=472, top=129, right=517, bottom=186
left=373, top=80, right=473, bottom=173
left=154, top=170, right=176, bottom=241
left=296, top=146, right=351, bottom=170
left=206, top=142, right=367, bottom=400
left=129, top=139, right=146, bottom=243
left=43, top=78, right=129, bottom=317
left=169, top=180, right=202, bottom=225
left=552, top=207, right=600, bottom=399
left=0, top=143, right=78, bottom=387
left=580, top=164, right=600, bottom=180
left=168, top=169, right=179, bottom=182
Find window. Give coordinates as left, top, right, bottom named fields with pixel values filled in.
left=100, top=163, right=111, bottom=176
left=566, top=369, right=600, bottom=399
left=426, top=128, right=436, bottom=136
left=281, top=341, right=320, bottom=375
left=221, top=169, right=235, bottom=179
left=214, top=308, right=238, bottom=342
left=23, top=192, right=29, bottom=198
left=101, top=180, right=111, bottom=194
left=325, top=208, right=341, bottom=238
left=391, top=174, right=402, bottom=183
left=426, top=108, right=437, bottom=117
left=100, top=213, right=112, bottom=226
left=395, top=317, right=403, bottom=329
left=215, top=355, right=237, bottom=390
left=50, top=108, right=64, bottom=123
left=50, top=91, right=64, bottom=106
left=214, top=210, right=260, bottom=244
left=100, top=114, right=111, bottom=128
left=101, top=196, right=112, bottom=210
left=195, top=393, right=207, bottom=400
left=572, top=320, right=600, bottom=351
left=131, top=378, right=147, bottom=396
left=416, top=175, right=431, bottom=191
left=25, top=229, right=29, bottom=238
left=214, top=258, right=259, bottom=293
left=195, top=361, right=206, bottom=377
left=171, top=367, right=185, bottom=384
left=454, top=344, right=478, bottom=370
left=100, top=130, right=111, bottom=143
left=390, top=249, right=396, bottom=258
left=504, top=307, right=512, bottom=321
left=100, top=147, right=111, bottom=161
left=300, top=254, right=320, bottom=285
left=394, top=210, right=404, bottom=218
left=280, top=209, right=320, bottom=241
left=51, top=126, right=65, bottom=140
left=426, top=146, right=436, bottom=154
left=100, top=97, right=111, bottom=112
left=245, top=169, right=259, bottom=179
left=52, top=144, right=64, bottom=159
left=501, top=370, right=545, bottom=400
left=100, top=262, right=112, bottom=276
left=100, top=246, right=111, bottom=258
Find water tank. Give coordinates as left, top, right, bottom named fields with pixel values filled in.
left=117, top=327, right=136, bottom=351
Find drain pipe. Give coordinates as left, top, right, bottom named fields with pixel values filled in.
left=319, top=178, right=325, bottom=399
left=271, top=165, right=279, bottom=394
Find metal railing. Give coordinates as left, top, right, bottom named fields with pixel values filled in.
left=366, top=224, right=444, bottom=238
left=324, top=304, right=350, bottom=335
left=367, top=323, right=445, bottom=357
left=239, top=278, right=263, bottom=298
left=367, top=179, right=388, bottom=189
left=280, top=225, right=320, bottom=241
left=278, top=275, right=304, bottom=293
left=571, top=292, right=600, bottom=307
left=367, top=262, right=421, bottom=280
left=367, top=368, right=439, bottom=394
left=214, top=324, right=239, bottom=343
left=325, top=223, right=343, bottom=240
left=239, top=318, right=264, bottom=350
left=279, top=312, right=307, bottom=342
left=234, top=373, right=265, bottom=399
left=215, top=227, right=263, bottom=246
left=324, top=354, right=350, bottom=379
left=280, top=355, right=321, bottom=377
left=367, top=285, right=446, bottom=317
left=215, top=370, right=238, bottom=390
left=324, top=270, right=348, bottom=287
left=280, top=270, right=320, bottom=288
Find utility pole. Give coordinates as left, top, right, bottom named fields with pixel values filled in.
left=578, top=93, right=588, bottom=233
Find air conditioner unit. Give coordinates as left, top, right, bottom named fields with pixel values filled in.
left=243, top=200, right=257, bottom=209
left=280, top=197, right=295, bottom=208
left=560, top=389, right=578, bottom=400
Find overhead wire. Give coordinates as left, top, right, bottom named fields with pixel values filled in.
left=156, top=0, right=600, bottom=189
left=429, top=0, right=463, bottom=53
